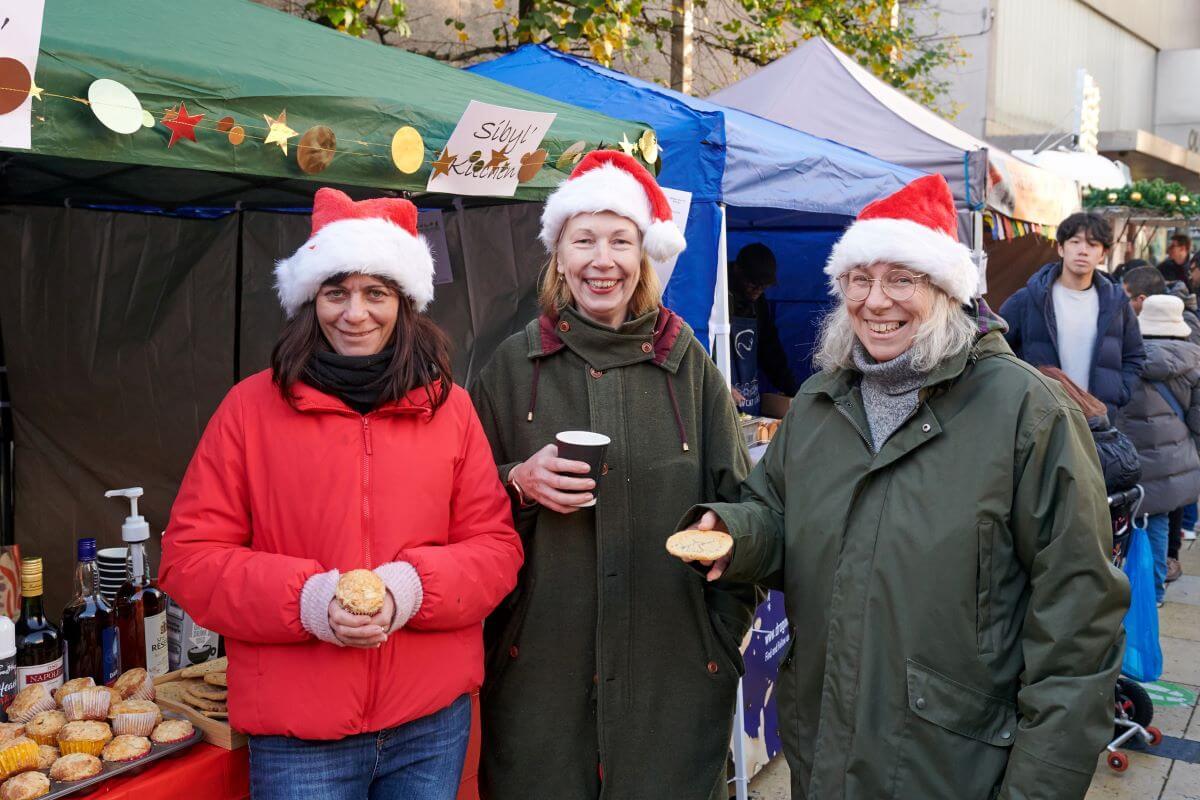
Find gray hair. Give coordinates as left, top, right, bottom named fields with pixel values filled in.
left=813, top=286, right=976, bottom=373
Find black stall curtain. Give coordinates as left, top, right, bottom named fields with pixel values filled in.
left=0, top=202, right=545, bottom=612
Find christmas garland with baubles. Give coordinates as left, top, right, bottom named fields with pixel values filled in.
left=1082, top=178, right=1195, bottom=215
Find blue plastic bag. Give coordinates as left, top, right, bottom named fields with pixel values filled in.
left=1121, top=521, right=1163, bottom=682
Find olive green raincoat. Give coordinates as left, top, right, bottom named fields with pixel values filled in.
left=695, top=329, right=1129, bottom=800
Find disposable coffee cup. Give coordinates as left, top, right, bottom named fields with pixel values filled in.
left=554, top=431, right=610, bottom=508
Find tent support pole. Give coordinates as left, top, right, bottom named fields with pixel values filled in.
left=973, top=210, right=986, bottom=295
left=730, top=676, right=750, bottom=800
left=711, top=204, right=732, bottom=386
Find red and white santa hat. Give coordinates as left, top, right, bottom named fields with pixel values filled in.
left=274, top=187, right=435, bottom=318
left=825, top=174, right=978, bottom=303
left=540, top=150, right=687, bottom=261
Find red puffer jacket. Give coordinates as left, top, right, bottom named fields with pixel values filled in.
left=160, top=371, right=522, bottom=739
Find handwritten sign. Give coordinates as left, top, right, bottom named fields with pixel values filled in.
left=426, top=100, right=556, bottom=197
left=0, top=0, right=45, bottom=150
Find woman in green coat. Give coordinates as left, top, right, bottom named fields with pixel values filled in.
left=470, top=151, right=755, bottom=800
left=677, top=175, right=1130, bottom=800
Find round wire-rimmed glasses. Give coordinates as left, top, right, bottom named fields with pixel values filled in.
left=838, top=269, right=929, bottom=302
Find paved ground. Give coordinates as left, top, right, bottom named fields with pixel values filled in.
left=747, top=539, right=1200, bottom=799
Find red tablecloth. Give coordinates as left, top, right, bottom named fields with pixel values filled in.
left=69, top=693, right=482, bottom=800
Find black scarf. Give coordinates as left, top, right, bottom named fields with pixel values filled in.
left=303, top=348, right=395, bottom=414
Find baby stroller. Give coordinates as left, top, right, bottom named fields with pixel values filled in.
left=1104, top=485, right=1163, bottom=772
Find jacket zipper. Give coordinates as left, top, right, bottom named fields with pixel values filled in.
left=361, top=416, right=373, bottom=568
left=835, top=400, right=872, bottom=449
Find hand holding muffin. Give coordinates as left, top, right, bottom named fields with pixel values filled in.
left=327, top=571, right=394, bottom=648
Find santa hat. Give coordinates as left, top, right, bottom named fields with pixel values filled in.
left=825, top=174, right=978, bottom=303
left=274, top=188, right=435, bottom=318
left=539, top=150, right=687, bottom=261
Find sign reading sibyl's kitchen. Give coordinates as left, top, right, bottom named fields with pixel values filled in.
left=426, top=100, right=556, bottom=197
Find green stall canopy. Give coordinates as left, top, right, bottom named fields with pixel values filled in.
left=5, top=0, right=652, bottom=205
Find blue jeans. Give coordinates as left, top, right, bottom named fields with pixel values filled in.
left=1146, top=514, right=1170, bottom=603
left=249, top=694, right=471, bottom=800
left=1183, top=502, right=1197, bottom=532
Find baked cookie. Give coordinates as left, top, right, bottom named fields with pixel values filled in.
left=48, top=752, right=101, bottom=782
left=335, top=570, right=385, bottom=615
left=182, top=690, right=225, bottom=712
left=665, top=529, right=734, bottom=561
left=179, top=657, right=227, bottom=679
left=188, top=683, right=227, bottom=702
left=203, top=672, right=228, bottom=688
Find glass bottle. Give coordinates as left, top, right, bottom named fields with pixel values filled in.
left=13, top=558, right=63, bottom=693
left=114, top=538, right=168, bottom=676
left=61, top=538, right=121, bottom=685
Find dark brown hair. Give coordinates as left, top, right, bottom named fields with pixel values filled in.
left=270, top=273, right=452, bottom=413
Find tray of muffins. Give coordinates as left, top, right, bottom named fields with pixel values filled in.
left=0, top=668, right=202, bottom=799
left=151, top=658, right=246, bottom=751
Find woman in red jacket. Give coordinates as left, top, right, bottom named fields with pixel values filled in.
left=161, top=188, right=523, bottom=800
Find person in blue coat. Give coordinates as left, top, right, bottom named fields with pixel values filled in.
left=999, top=212, right=1145, bottom=419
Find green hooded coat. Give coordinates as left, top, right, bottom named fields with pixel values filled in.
left=693, top=328, right=1129, bottom=800
left=470, top=305, right=755, bottom=800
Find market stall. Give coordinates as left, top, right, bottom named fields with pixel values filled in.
left=0, top=3, right=653, bottom=798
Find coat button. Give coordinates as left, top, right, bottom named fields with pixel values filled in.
left=1000, top=731, right=1011, bottom=740
left=601, top=463, right=609, bottom=475
left=921, top=423, right=931, bottom=433
left=559, top=320, right=570, bottom=332
left=915, top=697, right=926, bottom=710
left=590, top=367, right=604, bottom=379
left=641, top=341, right=653, bottom=353
left=508, top=645, right=519, bottom=659
left=592, top=673, right=599, bottom=685
left=707, top=661, right=719, bottom=674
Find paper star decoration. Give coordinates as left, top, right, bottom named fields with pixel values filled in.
left=618, top=133, right=638, bottom=157
left=263, top=110, right=298, bottom=155
left=485, top=149, right=509, bottom=170
left=29, top=82, right=43, bottom=101
left=162, top=102, right=204, bottom=148
left=430, top=148, right=456, bottom=178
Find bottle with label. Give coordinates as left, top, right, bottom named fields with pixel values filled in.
left=0, top=616, right=15, bottom=719
left=108, top=488, right=168, bottom=676
left=13, top=558, right=63, bottom=694
left=61, top=538, right=121, bottom=685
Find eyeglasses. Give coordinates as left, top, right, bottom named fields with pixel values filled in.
left=838, top=270, right=928, bottom=302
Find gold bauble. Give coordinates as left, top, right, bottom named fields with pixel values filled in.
left=637, top=130, right=659, bottom=164
left=390, top=127, right=425, bottom=174
left=1130, top=191, right=1142, bottom=202
left=1182, top=195, right=1192, bottom=205
left=1081, top=187, right=1092, bottom=198
left=1107, top=192, right=1119, bottom=203
left=1167, top=193, right=1178, bottom=203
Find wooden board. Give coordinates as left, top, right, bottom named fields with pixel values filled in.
left=155, top=667, right=247, bottom=750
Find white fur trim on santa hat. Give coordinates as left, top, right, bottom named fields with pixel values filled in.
left=274, top=217, right=435, bottom=318
left=540, top=162, right=653, bottom=252
left=824, top=217, right=978, bottom=303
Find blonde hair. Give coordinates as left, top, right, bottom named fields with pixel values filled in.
left=813, top=285, right=976, bottom=373
left=539, top=250, right=663, bottom=318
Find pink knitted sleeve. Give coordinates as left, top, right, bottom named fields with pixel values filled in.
left=299, top=568, right=343, bottom=645
left=374, top=561, right=424, bottom=633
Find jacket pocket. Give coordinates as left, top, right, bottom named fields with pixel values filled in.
left=707, top=609, right=747, bottom=678
left=905, top=659, right=1017, bottom=748
left=976, top=519, right=996, bottom=656
left=687, top=577, right=744, bottom=679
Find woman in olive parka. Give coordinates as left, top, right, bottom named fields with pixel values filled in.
left=678, top=175, right=1130, bottom=800
left=470, top=151, right=756, bottom=800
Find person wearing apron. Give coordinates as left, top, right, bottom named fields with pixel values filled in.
left=729, top=243, right=799, bottom=415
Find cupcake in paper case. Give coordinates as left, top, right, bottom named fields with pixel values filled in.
left=101, top=735, right=151, bottom=764
left=0, top=727, right=23, bottom=746
left=0, top=770, right=49, bottom=800
left=62, top=688, right=111, bottom=722
left=113, top=668, right=155, bottom=701
left=5, top=687, right=53, bottom=725
left=149, top=718, right=194, bottom=745
left=0, top=737, right=39, bottom=778
left=53, top=678, right=95, bottom=708
left=33, top=746, right=56, bottom=771
left=109, top=700, right=162, bottom=737
left=24, top=711, right=65, bottom=747
left=48, top=752, right=101, bottom=782
left=56, top=721, right=112, bottom=757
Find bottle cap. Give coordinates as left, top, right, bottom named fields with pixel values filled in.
left=19, top=558, right=42, bottom=598
left=77, top=538, right=97, bottom=562
left=0, top=617, right=14, bottom=660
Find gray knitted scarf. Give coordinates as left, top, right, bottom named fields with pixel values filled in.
left=852, top=342, right=928, bottom=452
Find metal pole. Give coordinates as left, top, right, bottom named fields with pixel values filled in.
left=731, top=677, right=749, bottom=800
left=710, top=204, right=732, bottom=386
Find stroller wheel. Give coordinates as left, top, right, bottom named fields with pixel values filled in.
left=1114, top=678, right=1154, bottom=740
left=1147, top=726, right=1164, bottom=747
left=1107, top=751, right=1129, bottom=772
